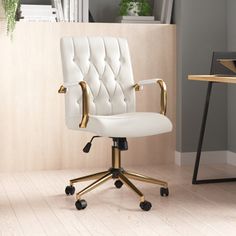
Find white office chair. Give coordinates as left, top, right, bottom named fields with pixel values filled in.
left=59, top=37, right=172, bottom=211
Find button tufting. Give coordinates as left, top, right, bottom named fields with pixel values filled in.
left=62, top=37, right=135, bottom=118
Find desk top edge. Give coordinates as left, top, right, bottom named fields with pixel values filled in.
left=188, top=75, right=236, bottom=84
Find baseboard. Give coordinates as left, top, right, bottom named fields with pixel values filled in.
left=227, top=151, right=236, bottom=166
left=175, top=151, right=228, bottom=166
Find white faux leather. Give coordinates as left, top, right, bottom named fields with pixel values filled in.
left=60, top=36, right=173, bottom=138
left=60, top=37, right=136, bottom=119
left=136, top=78, right=164, bottom=91
left=138, top=78, right=163, bottom=85
left=66, top=112, right=172, bottom=138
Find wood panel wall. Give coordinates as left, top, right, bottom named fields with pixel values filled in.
left=0, top=22, right=176, bottom=171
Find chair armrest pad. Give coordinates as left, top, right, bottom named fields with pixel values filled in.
left=58, top=82, right=81, bottom=94
left=138, top=78, right=163, bottom=85
left=134, top=78, right=165, bottom=91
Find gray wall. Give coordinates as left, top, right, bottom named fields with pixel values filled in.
left=227, top=0, right=236, bottom=152
left=173, top=0, right=182, bottom=151
left=174, top=0, right=228, bottom=152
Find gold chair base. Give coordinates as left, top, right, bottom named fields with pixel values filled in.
left=68, top=146, right=168, bottom=205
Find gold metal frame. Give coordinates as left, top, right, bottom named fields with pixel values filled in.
left=79, top=81, right=89, bottom=128
left=69, top=144, right=168, bottom=203
left=58, top=85, right=67, bottom=94
left=134, top=79, right=167, bottom=115
left=124, top=171, right=168, bottom=188
left=58, top=81, right=90, bottom=128
left=157, top=79, right=167, bottom=115
left=134, top=83, right=141, bottom=91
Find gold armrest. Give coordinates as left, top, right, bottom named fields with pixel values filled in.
left=58, top=81, right=89, bottom=128
left=79, top=81, right=89, bottom=128
left=134, top=79, right=167, bottom=115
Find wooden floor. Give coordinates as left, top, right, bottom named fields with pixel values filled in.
left=1, top=164, right=236, bottom=236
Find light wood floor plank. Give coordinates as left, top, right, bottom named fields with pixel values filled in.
left=14, top=172, right=70, bottom=236
left=1, top=164, right=236, bottom=236
left=1, top=174, right=46, bottom=236
left=145, top=165, right=236, bottom=235
left=0, top=179, right=24, bottom=236
left=28, top=171, right=92, bottom=236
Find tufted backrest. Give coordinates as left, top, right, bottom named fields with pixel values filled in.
left=60, top=37, right=136, bottom=121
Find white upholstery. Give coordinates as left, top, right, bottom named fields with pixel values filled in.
left=67, top=112, right=172, bottom=138
left=60, top=36, right=172, bottom=138
left=138, top=79, right=162, bottom=85
left=60, top=37, right=136, bottom=117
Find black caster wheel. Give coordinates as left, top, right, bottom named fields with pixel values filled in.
left=75, top=199, right=87, bottom=210
left=140, top=200, right=152, bottom=211
left=114, top=180, right=123, bottom=189
left=160, top=187, right=169, bottom=197
left=65, top=185, right=75, bottom=195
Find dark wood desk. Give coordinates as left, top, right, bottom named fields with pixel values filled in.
left=188, top=75, right=236, bottom=184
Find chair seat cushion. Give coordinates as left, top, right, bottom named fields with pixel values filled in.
left=67, top=112, right=172, bottom=138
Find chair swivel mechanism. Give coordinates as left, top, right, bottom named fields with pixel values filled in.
left=58, top=37, right=172, bottom=211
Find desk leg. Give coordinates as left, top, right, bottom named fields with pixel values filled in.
left=192, top=82, right=213, bottom=184
left=192, top=81, right=236, bottom=184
